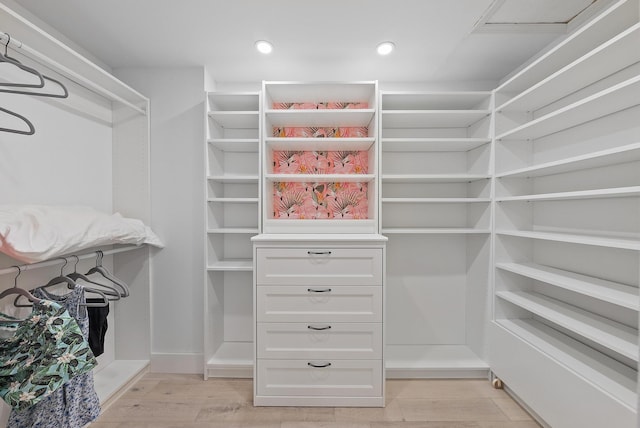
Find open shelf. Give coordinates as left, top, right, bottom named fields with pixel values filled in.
left=385, top=345, right=488, bottom=378
left=496, top=75, right=640, bottom=141
left=381, top=91, right=491, bottom=110
left=497, top=24, right=640, bottom=112
left=496, top=318, right=637, bottom=409
left=496, top=262, right=639, bottom=310
left=382, top=110, right=491, bottom=129
left=208, top=197, right=259, bottom=203
left=496, top=186, right=640, bottom=202
left=94, top=360, right=149, bottom=406
left=497, top=290, right=638, bottom=361
left=496, top=229, right=640, bottom=251
left=208, top=111, right=259, bottom=129
left=266, top=173, right=375, bottom=183
left=382, top=228, right=491, bottom=235
left=265, top=137, right=375, bottom=151
left=208, top=138, right=259, bottom=152
left=265, top=109, right=375, bottom=127
left=207, top=260, right=253, bottom=271
left=382, top=198, right=490, bottom=203
left=495, top=0, right=636, bottom=96
left=381, top=138, right=491, bottom=152
left=382, top=174, right=490, bottom=183
left=207, top=175, right=259, bottom=183
left=205, top=342, right=253, bottom=378
left=207, top=228, right=259, bottom=234
left=208, top=92, right=260, bottom=111
left=264, top=81, right=376, bottom=103
left=496, top=142, right=640, bottom=178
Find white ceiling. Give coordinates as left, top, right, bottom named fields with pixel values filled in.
left=10, top=0, right=600, bottom=86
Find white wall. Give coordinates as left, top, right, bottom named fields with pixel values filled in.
left=114, top=67, right=206, bottom=373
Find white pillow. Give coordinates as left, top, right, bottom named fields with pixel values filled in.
left=0, top=205, right=163, bottom=263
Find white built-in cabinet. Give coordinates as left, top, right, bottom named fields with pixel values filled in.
left=252, top=234, right=386, bottom=407
left=204, top=91, right=261, bottom=378
left=379, top=91, right=492, bottom=377
left=261, top=81, right=379, bottom=234
left=490, top=0, right=640, bottom=426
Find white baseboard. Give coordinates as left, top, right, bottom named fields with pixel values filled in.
left=150, top=353, right=203, bottom=374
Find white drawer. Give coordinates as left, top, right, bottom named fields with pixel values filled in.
left=257, top=322, right=382, bottom=359
left=256, top=285, right=382, bottom=322
left=256, top=248, right=382, bottom=286
left=256, top=359, right=382, bottom=397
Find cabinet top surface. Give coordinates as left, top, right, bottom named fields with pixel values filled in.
left=252, top=233, right=388, bottom=243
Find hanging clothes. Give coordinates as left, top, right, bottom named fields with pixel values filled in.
left=86, top=298, right=109, bottom=357
left=0, top=300, right=96, bottom=411
left=8, top=286, right=101, bottom=428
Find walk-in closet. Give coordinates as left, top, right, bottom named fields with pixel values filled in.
left=1, top=0, right=638, bottom=427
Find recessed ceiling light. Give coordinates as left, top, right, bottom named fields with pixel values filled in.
left=377, top=41, right=395, bottom=56
left=255, top=40, right=273, bottom=54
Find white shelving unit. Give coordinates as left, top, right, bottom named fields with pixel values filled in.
left=262, top=81, right=379, bottom=234
left=380, top=91, right=492, bottom=377
left=491, top=0, right=640, bottom=426
left=204, top=91, right=261, bottom=378
left=0, top=5, right=152, bottom=421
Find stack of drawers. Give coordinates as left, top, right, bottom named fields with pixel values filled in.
left=253, top=235, right=386, bottom=407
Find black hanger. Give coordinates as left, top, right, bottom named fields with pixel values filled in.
left=0, top=106, right=35, bottom=135
left=0, top=33, right=68, bottom=98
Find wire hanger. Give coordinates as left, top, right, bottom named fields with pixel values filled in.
left=0, top=33, right=68, bottom=98
left=0, top=106, right=35, bottom=135
left=0, top=266, right=42, bottom=304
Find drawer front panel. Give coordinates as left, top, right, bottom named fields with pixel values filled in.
left=257, top=322, right=382, bottom=359
left=256, top=285, right=382, bottom=322
left=256, top=359, right=382, bottom=397
left=256, top=248, right=382, bottom=286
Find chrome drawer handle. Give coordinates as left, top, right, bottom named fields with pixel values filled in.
left=308, top=362, right=332, bottom=368
left=308, top=251, right=332, bottom=255
left=307, top=288, right=331, bottom=293
left=307, top=325, right=331, bottom=331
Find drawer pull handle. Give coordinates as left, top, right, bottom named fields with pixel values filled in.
left=308, top=362, right=332, bottom=368
left=308, top=251, right=332, bottom=255
left=307, top=288, right=331, bottom=293
left=308, top=325, right=331, bottom=331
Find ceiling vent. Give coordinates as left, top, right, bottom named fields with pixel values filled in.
left=473, top=0, right=599, bottom=34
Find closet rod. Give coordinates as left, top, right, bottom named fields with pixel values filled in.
left=0, top=245, right=143, bottom=276
left=0, top=30, right=146, bottom=115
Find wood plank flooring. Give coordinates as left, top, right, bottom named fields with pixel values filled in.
left=90, top=374, right=541, bottom=427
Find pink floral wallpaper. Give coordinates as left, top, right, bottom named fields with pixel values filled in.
left=272, top=182, right=368, bottom=219
left=269, top=100, right=371, bottom=221
left=272, top=126, right=369, bottom=138
left=273, top=150, right=368, bottom=174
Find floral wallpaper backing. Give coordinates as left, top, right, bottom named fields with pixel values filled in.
left=272, top=126, right=369, bottom=138
left=273, top=150, right=368, bottom=174
left=273, top=182, right=368, bottom=219
left=269, top=100, right=371, bottom=220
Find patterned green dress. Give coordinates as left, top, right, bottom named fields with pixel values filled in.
left=0, top=300, right=97, bottom=411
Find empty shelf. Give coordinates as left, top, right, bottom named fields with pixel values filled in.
left=496, top=291, right=638, bottom=361
left=496, top=262, right=639, bottom=310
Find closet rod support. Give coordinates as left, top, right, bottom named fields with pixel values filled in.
left=0, top=245, right=143, bottom=276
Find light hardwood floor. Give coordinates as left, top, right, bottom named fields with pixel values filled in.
left=90, top=374, right=541, bottom=428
